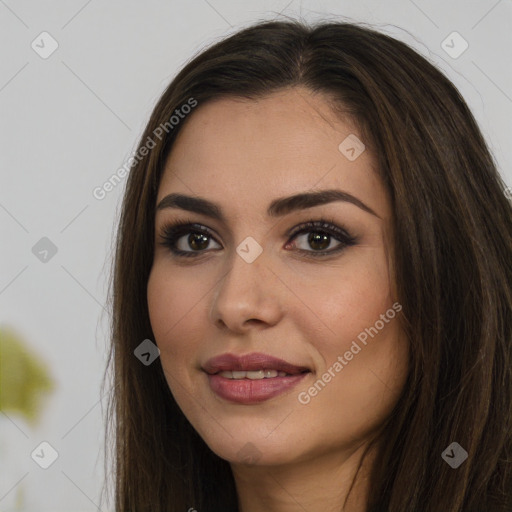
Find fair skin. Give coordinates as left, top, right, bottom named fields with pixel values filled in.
left=147, top=87, right=409, bottom=512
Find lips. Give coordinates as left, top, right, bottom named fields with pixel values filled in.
left=203, top=352, right=311, bottom=404
left=202, top=352, right=310, bottom=376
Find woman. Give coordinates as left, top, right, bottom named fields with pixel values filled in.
left=103, top=19, right=512, bottom=512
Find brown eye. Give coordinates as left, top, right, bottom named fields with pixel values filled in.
left=306, top=232, right=331, bottom=251
left=288, top=230, right=344, bottom=253
left=186, top=233, right=210, bottom=251
left=159, top=222, right=221, bottom=258
left=286, top=219, right=357, bottom=257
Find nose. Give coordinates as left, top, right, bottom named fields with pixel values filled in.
left=209, top=246, right=284, bottom=333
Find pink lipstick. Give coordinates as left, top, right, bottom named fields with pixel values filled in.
left=203, top=352, right=311, bottom=404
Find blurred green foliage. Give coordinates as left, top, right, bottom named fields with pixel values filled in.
left=0, top=325, right=54, bottom=426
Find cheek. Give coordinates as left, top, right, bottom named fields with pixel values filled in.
left=147, top=266, right=209, bottom=412
left=147, top=266, right=202, bottom=364
left=294, top=269, right=407, bottom=446
left=290, top=246, right=407, bottom=414
left=288, top=245, right=395, bottom=357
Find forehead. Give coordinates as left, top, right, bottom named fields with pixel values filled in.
left=158, top=87, right=389, bottom=221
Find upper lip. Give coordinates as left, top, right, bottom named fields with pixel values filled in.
left=202, top=352, right=311, bottom=375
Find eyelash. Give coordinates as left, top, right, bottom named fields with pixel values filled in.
left=157, top=217, right=358, bottom=259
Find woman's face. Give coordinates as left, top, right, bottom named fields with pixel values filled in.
left=147, top=87, right=409, bottom=467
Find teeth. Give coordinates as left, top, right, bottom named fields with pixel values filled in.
left=246, top=370, right=265, bottom=379
left=218, top=369, right=287, bottom=379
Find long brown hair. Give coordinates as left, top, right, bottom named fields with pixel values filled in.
left=101, top=19, right=512, bottom=512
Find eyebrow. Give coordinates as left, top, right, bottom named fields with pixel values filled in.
left=156, top=189, right=380, bottom=220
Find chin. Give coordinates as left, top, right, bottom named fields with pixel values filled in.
left=214, top=438, right=298, bottom=466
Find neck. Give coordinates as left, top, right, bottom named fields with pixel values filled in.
left=231, top=440, right=378, bottom=512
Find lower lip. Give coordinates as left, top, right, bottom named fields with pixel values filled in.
left=207, top=373, right=310, bottom=404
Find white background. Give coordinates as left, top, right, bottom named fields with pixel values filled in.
left=1, top=1, right=511, bottom=511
